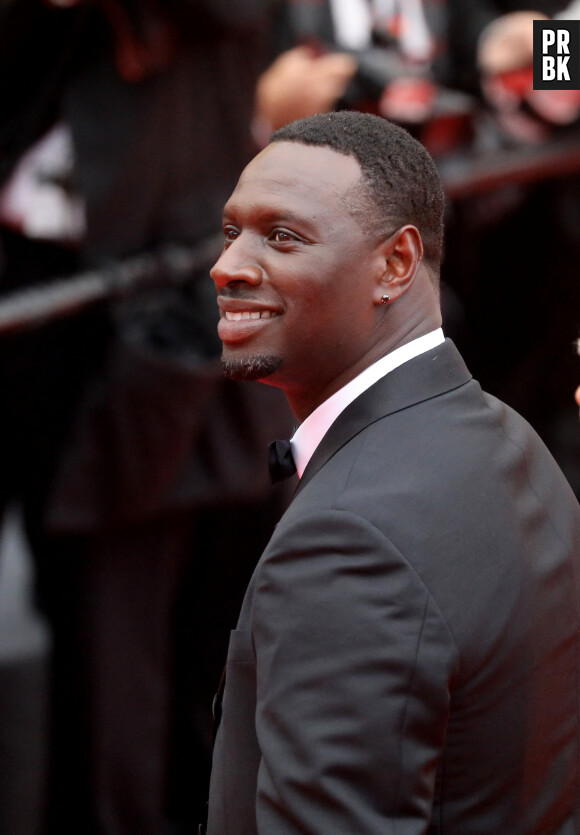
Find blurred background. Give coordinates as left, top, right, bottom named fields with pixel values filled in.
left=0, top=1, right=579, bottom=833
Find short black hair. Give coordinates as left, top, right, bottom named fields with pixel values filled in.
left=271, top=111, right=444, bottom=280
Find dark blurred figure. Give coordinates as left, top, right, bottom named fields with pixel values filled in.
left=441, top=0, right=580, bottom=495
left=255, top=0, right=475, bottom=157
left=0, top=1, right=293, bottom=833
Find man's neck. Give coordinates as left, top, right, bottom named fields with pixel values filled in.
left=289, top=328, right=445, bottom=478
left=285, top=320, right=442, bottom=423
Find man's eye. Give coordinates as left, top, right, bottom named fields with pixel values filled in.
left=271, top=229, right=297, bottom=243
left=223, top=226, right=239, bottom=243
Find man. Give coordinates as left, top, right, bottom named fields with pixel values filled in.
left=206, top=111, right=580, bottom=834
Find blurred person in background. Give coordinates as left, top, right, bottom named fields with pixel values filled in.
left=0, top=1, right=298, bottom=833
left=448, top=0, right=580, bottom=134
left=440, top=0, right=580, bottom=496
left=254, top=0, right=472, bottom=156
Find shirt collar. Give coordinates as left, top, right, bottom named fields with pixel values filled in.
left=290, top=328, right=444, bottom=478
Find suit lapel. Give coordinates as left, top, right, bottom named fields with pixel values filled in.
left=295, top=339, right=472, bottom=496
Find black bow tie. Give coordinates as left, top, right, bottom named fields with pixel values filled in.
left=267, top=439, right=297, bottom=484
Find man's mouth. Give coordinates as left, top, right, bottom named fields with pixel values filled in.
left=223, top=310, right=279, bottom=321
left=217, top=303, right=281, bottom=344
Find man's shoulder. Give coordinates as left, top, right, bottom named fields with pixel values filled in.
left=283, top=373, right=580, bottom=565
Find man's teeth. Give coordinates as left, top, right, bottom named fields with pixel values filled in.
left=225, top=310, right=277, bottom=321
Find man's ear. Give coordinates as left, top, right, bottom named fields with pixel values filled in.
left=373, top=225, right=423, bottom=305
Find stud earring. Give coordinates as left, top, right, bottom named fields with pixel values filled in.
left=380, top=294, right=390, bottom=304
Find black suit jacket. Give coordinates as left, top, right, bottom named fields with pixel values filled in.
left=207, top=340, right=580, bottom=834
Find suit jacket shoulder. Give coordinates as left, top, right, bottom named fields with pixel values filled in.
left=209, top=339, right=580, bottom=835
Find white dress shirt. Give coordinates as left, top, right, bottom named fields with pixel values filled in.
left=329, top=0, right=434, bottom=60
left=290, top=328, right=444, bottom=477
left=0, top=122, right=86, bottom=243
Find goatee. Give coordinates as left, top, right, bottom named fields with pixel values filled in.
left=221, top=353, right=282, bottom=382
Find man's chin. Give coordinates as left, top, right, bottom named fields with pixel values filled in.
left=221, top=353, right=282, bottom=382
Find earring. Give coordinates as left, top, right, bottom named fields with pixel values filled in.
left=380, top=294, right=390, bottom=304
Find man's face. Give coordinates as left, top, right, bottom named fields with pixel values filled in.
left=211, top=141, right=387, bottom=408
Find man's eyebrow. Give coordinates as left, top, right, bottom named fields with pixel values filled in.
left=222, top=207, right=314, bottom=228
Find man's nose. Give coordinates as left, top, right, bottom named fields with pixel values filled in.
left=210, top=240, right=264, bottom=288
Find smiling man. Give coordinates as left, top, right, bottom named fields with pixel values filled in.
left=212, top=114, right=443, bottom=423
left=205, top=112, right=580, bottom=835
